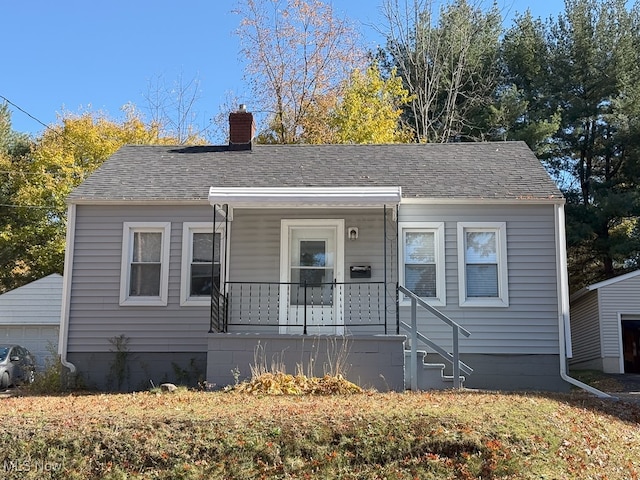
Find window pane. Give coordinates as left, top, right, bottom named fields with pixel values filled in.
left=405, top=264, right=436, bottom=297
left=465, top=232, right=496, bottom=264
left=193, top=233, right=213, bottom=262
left=466, top=264, right=498, bottom=297
left=133, top=232, right=162, bottom=262
left=130, top=264, right=161, bottom=296
left=405, top=232, right=435, bottom=264
left=189, top=231, right=221, bottom=299
left=299, top=240, right=326, bottom=267
left=190, top=264, right=220, bottom=296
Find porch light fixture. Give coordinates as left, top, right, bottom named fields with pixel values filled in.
left=348, top=227, right=359, bottom=240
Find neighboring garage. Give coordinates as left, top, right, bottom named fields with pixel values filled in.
left=570, top=270, right=640, bottom=374
left=0, top=274, right=62, bottom=369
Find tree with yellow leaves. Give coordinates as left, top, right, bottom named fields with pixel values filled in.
left=1, top=106, right=185, bottom=291
left=302, top=65, right=414, bottom=144
left=331, top=65, right=413, bottom=144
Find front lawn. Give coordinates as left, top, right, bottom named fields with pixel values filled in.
left=1, top=390, right=639, bottom=479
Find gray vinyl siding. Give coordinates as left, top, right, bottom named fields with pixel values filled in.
left=68, top=202, right=561, bottom=356
left=398, top=203, right=560, bottom=355
left=68, top=205, right=394, bottom=351
left=569, top=291, right=602, bottom=364
left=68, top=204, right=215, bottom=353
left=228, top=209, right=393, bottom=283
left=598, top=274, right=640, bottom=357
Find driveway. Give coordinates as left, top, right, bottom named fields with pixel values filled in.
left=614, top=374, right=640, bottom=403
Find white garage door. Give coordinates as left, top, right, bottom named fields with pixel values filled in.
left=0, top=325, right=59, bottom=370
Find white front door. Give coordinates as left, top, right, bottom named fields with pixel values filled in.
left=279, top=219, right=344, bottom=334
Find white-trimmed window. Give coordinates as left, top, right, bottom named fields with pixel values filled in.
left=180, top=222, right=225, bottom=306
left=120, top=222, right=171, bottom=306
left=457, top=222, right=508, bottom=307
left=399, top=222, right=446, bottom=305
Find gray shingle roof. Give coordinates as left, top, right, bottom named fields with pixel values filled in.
left=66, top=141, right=563, bottom=203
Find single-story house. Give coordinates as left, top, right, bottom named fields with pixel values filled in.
left=0, top=273, right=62, bottom=369
left=58, top=108, right=579, bottom=392
left=570, top=270, right=640, bottom=374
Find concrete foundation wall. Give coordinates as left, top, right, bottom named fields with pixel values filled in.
left=68, top=352, right=207, bottom=391
left=68, top=344, right=570, bottom=393
left=425, top=353, right=570, bottom=392
left=602, top=356, right=622, bottom=374
left=568, top=357, right=605, bottom=372
left=207, top=334, right=406, bottom=391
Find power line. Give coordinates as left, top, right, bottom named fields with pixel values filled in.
left=0, top=95, right=49, bottom=131
left=0, top=203, right=58, bottom=209
left=1, top=94, right=82, bottom=148
left=0, top=170, right=81, bottom=178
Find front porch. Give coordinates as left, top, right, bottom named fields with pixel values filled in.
left=203, top=188, right=471, bottom=391
left=207, top=279, right=409, bottom=391
left=207, top=281, right=472, bottom=391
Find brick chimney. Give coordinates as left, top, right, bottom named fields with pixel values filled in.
left=228, top=104, right=255, bottom=151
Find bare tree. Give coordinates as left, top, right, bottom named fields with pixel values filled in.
left=235, top=0, right=366, bottom=143
left=143, top=72, right=209, bottom=144
left=209, top=91, right=243, bottom=144
left=380, top=0, right=502, bottom=142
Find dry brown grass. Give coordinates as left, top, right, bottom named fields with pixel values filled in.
left=1, top=389, right=639, bottom=479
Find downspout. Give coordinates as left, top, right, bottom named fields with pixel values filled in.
left=554, top=203, right=613, bottom=399
left=58, top=203, right=77, bottom=374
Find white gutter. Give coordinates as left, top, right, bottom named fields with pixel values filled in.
left=208, top=186, right=402, bottom=207
left=58, top=203, right=77, bottom=374
left=401, top=197, right=565, bottom=205
left=554, top=204, right=614, bottom=399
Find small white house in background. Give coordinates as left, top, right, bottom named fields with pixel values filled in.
left=0, top=274, right=62, bottom=369
left=570, top=270, right=640, bottom=374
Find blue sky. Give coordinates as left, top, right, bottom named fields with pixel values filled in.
left=2, top=0, right=562, bottom=139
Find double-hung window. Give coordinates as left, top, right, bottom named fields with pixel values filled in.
left=120, top=222, right=171, bottom=306
left=457, top=222, right=508, bottom=307
left=180, top=222, right=224, bottom=306
left=399, top=222, right=446, bottom=305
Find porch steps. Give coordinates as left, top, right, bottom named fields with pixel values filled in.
left=404, top=350, right=465, bottom=390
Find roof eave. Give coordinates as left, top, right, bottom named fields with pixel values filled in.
left=66, top=195, right=565, bottom=207
left=400, top=196, right=565, bottom=205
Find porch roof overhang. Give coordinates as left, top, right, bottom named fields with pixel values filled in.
left=208, top=186, right=402, bottom=208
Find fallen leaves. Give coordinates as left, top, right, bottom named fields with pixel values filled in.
left=1, top=390, right=639, bottom=479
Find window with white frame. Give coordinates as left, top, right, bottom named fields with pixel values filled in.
left=120, top=222, right=171, bottom=306
left=457, top=222, right=509, bottom=307
left=180, top=222, right=224, bottom=306
left=399, top=222, right=446, bottom=305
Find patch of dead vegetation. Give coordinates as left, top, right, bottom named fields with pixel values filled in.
left=227, top=372, right=363, bottom=395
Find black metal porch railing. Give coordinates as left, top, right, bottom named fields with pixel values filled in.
left=209, top=285, right=227, bottom=333
left=210, top=281, right=389, bottom=334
